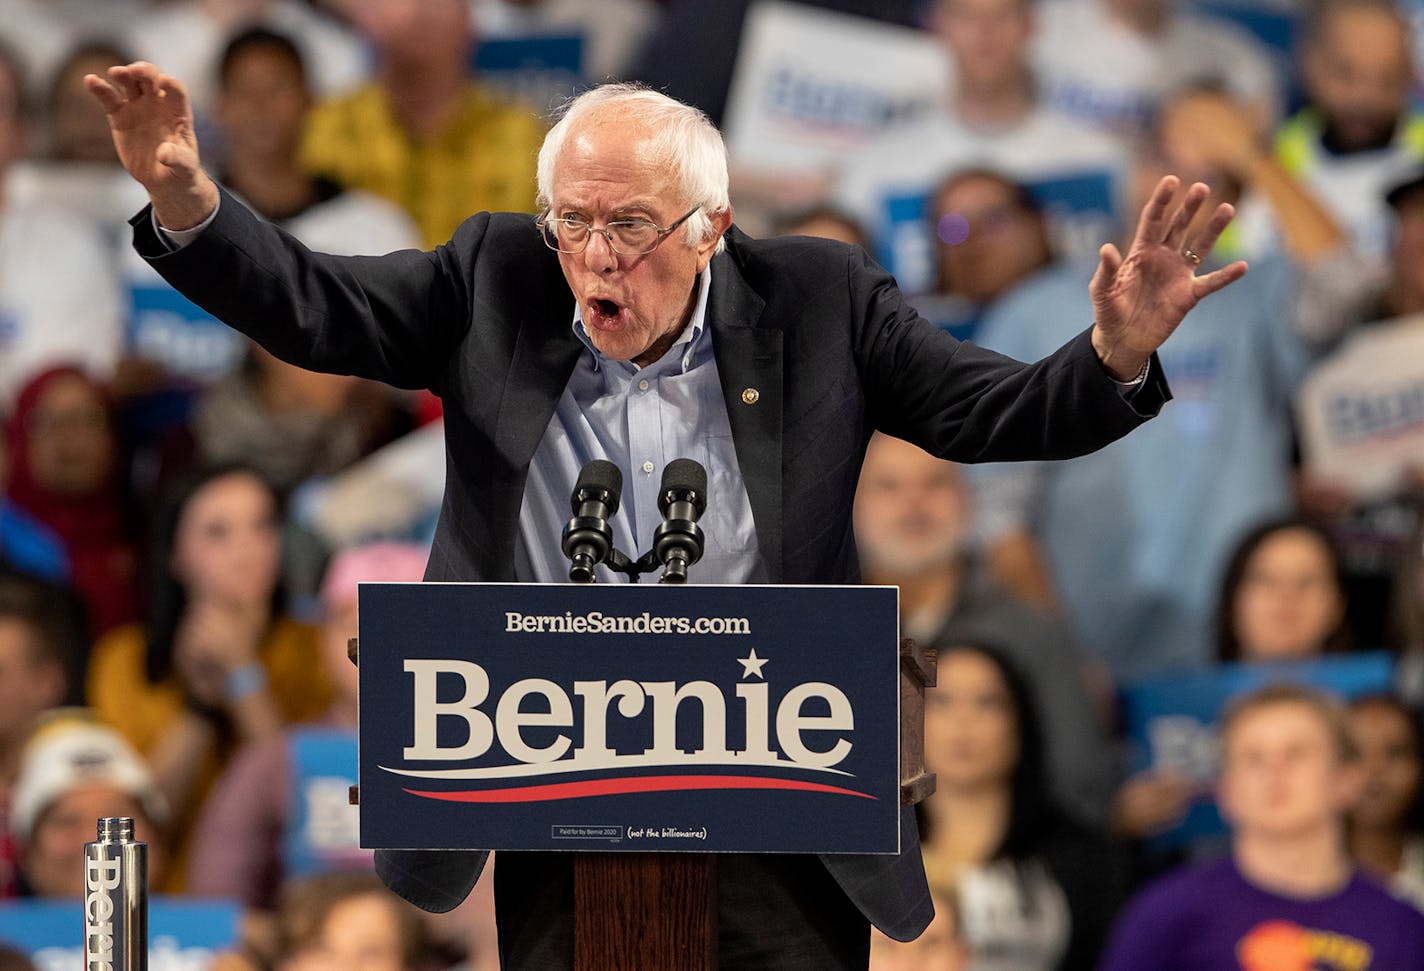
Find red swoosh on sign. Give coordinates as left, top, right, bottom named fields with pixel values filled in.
left=403, top=775, right=876, bottom=803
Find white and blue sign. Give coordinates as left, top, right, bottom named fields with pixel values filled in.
left=1121, top=652, right=1394, bottom=848
left=877, top=169, right=1118, bottom=297
left=358, top=583, right=901, bottom=854
left=285, top=728, right=371, bottom=878
left=0, top=898, right=240, bottom=970
left=127, top=283, right=244, bottom=383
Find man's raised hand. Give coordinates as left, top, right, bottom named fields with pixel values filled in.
left=84, top=62, right=219, bottom=231
left=1089, top=176, right=1249, bottom=380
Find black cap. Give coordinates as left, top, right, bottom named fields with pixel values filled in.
left=1385, top=167, right=1424, bottom=210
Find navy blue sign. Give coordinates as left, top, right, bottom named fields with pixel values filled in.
left=358, top=583, right=900, bottom=854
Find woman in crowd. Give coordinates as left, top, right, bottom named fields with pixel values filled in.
left=46, top=41, right=132, bottom=164
left=919, top=643, right=1127, bottom=970
left=3, top=366, right=136, bottom=637
left=1215, top=517, right=1352, bottom=663
left=276, top=872, right=429, bottom=971
left=1113, top=518, right=1355, bottom=845
left=212, top=872, right=431, bottom=971
left=187, top=541, right=428, bottom=906
left=1347, top=693, right=1424, bottom=911
left=87, top=463, right=330, bottom=890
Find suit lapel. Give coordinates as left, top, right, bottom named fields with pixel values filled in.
left=495, top=291, right=580, bottom=467
left=708, top=250, right=784, bottom=581
left=489, top=284, right=579, bottom=579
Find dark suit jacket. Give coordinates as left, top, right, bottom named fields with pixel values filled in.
left=133, top=188, right=1169, bottom=942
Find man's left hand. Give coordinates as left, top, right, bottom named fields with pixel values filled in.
left=1089, top=176, right=1248, bottom=380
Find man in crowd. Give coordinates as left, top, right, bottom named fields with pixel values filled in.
left=1266, top=0, right=1424, bottom=266
left=853, top=433, right=1112, bottom=822
left=833, top=0, right=1122, bottom=294
left=912, top=168, right=1056, bottom=337
left=89, top=55, right=1243, bottom=966
left=299, top=0, right=545, bottom=247
left=214, top=27, right=418, bottom=254
left=1099, top=684, right=1424, bottom=969
left=969, top=85, right=1352, bottom=678
left=1032, top=0, right=1278, bottom=141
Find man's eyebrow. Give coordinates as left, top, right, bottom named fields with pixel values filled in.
left=608, top=202, right=660, bottom=220
left=556, top=199, right=660, bottom=216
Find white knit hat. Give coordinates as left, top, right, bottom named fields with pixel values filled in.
left=9, top=712, right=169, bottom=842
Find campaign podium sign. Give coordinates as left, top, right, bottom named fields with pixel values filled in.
left=357, top=583, right=902, bottom=855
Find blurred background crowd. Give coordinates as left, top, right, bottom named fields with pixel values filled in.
left=0, top=0, right=1423, bottom=967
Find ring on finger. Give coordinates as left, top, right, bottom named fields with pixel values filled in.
left=1183, top=249, right=1201, bottom=266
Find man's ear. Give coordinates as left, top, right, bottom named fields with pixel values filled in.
left=696, top=206, right=734, bottom=268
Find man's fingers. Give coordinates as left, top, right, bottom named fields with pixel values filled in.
left=107, top=66, right=144, bottom=104
left=1184, top=202, right=1237, bottom=263
left=83, top=73, right=126, bottom=114
left=1193, top=260, right=1248, bottom=299
left=1162, top=182, right=1210, bottom=248
left=156, top=73, right=192, bottom=115
left=106, top=61, right=162, bottom=104
left=1132, top=176, right=1179, bottom=249
left=1092, top=242, right=1122, bottom=286
left=1089, top=243, right=1121, bottom=308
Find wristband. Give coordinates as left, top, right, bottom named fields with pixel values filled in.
left=225, top=662, right=268, bottom=702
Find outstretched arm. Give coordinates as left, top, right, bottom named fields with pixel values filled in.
left=86, top=61, right=472, bottom=391
left=1089, top=176, right=1249, bottom=380
left=84, top=62, right=219, bottom=231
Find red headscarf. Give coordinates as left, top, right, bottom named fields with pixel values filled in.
left=5, top=366, right=136, bottom=634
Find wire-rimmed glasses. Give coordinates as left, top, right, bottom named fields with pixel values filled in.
left=537, top=206, right=701, bottom=255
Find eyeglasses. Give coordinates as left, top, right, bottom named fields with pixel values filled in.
left=537, top=206, right=702, bottom=255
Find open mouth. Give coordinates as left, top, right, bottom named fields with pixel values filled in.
left=588, top=298, right=625, bottom=330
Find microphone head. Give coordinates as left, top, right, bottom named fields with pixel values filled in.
left=659, top=458, right=708, bottom=517
left=573, top=459, right=622, bottom=515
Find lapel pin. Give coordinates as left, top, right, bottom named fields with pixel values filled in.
left=741, top=387, right=760, bottom=405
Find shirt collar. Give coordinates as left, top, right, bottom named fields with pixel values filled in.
left=571, top=264, right=712, bottom=375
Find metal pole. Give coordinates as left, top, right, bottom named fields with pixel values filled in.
left=84, top=816, right=148, bottom=971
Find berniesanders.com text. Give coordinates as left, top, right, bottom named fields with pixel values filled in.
left=505, top=611, right=751, bottom=635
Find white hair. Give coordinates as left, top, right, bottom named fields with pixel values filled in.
left=536, top=83, right=731, bottom=254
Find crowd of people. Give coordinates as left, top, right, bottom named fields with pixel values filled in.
left=0, top=0, right=1423, bottom=968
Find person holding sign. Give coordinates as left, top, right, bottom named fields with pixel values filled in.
left=87, top=58, right=1245, bottom=967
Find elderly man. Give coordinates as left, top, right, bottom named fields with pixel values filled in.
left=88, top=61, right=1243, bottom=969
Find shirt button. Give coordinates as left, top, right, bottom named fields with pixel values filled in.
left=638, top=379, right=650, bottom=392
left=642, top=460, right=655, bottom=474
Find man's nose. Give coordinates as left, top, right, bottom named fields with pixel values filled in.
left=583, top=230, right=619, bottom=273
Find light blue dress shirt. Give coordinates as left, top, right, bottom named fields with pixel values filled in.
left=514, top=265, right=768, bottom=584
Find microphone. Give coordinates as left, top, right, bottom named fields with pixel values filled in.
left=561, top=460, right=622, bottom=582
left=653, top=458, right=707, bottom=584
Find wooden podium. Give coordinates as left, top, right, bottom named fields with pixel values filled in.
left=350, top=584, right=935, bottom=971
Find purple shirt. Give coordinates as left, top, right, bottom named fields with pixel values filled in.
left=1098, top=857, right=1424, bottom=971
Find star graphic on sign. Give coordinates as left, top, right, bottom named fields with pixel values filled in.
left=737, top=649, right=768, bottom=680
